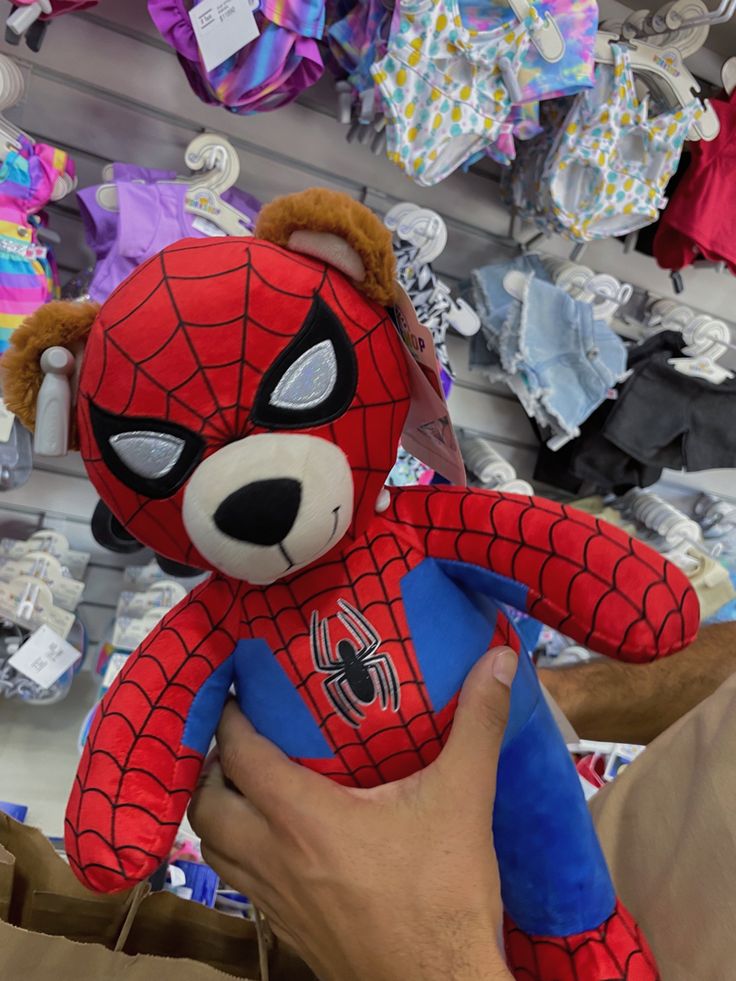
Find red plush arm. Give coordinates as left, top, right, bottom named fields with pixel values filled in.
left=386, top=487, right=699, bottom=662
left=65, top=576, right=241, bottom=893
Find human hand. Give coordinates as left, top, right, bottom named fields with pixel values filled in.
left=189, top=647, right=518, bottom=981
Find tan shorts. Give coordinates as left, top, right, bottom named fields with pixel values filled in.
left=590, top=673, right=736, bottom=980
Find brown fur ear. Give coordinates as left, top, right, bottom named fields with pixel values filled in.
left=255, top=189, right=397, bottom=306
left=0, top=301, right=99, bottom=440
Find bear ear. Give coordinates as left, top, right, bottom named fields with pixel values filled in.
left=255, top=189, right=397, bottom=306
left=0, top=300, right=99, bottom=452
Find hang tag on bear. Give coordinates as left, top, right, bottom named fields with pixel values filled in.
left=392, top=285, right=466, bottom=486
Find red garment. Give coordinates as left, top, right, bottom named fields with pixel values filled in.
left=654, top=91, right=736, bottom=273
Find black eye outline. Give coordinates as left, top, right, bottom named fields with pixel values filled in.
left=88, top=401, right=205, bottom=500
left=251, top=295, right=358, bottom=430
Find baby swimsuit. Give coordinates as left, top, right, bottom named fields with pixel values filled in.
left=10, top=0, right=98, bottom=14
left=371, top=0, right=533, bottom=185
left=328, top=0, right=391, bottom=110
left=458, top=0, right=596, bottom=103
left=148, top=0, right=323, bottom=113
left=545, top=44, right=700, bottom=240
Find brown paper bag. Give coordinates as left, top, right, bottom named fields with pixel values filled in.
left=0, top=812, right=140, bottom=945
left=125, top=892, right=316, bottom=981
left=0, top=815, right=316, bottom=980
left=0, top=841, right=13, bottom=923
left=0, top=918, right=249, bottom=981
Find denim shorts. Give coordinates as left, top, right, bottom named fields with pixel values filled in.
left=471, top=254, right=551, bottom=339
left=500, top=273, right=628, bottom=435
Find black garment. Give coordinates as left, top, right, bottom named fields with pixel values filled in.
left=605, top=353, right=736, bottom=472
left=634, top=152, right=692, bottom=258
left=533, top=332, right=686, bottom=493
left=534, top=398, right=662, bottom=494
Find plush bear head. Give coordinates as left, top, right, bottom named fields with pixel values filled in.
left=3, top=190, right=426, bottom=584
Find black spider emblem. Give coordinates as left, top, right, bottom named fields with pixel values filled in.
left=309, top=600, right=400, bottom=727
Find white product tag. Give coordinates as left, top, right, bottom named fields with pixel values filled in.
left=8, top=623, right=81, bottom=689
left=0, top=400, right=16, bottom=443
left=116, top=582, right=187, bottom=619
left=189, top=0, right=259, bottom=72
left=192, top=216, right=227, bottom=238
left=112, top=607, right=173, bottom=652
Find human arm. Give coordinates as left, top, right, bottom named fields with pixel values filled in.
left=189, top=648, right=519, bottom=981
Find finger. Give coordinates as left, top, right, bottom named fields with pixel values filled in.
left=423, top=647, right=517, bottom=805
left=216, top=700, right=345, bottom=818
left=189, top=757, right=270, bottom=848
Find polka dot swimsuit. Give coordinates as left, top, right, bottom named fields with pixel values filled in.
left=371, top=0, right=534, bottom=186
left=546, top=44, right=701, bottom=239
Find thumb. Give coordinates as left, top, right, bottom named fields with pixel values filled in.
left=423, top=647, right=517, bottom=808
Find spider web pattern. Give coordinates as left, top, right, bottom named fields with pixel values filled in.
left=387, top=487, right=700, bottom=662
left=66, top=483, right=698, bottom=893
left=65, top=575, right=241, bottom=893
left=242, top=531, right=520, bottom=788
left=504, top=900, right=661, bottom=980
left=76, top=237, right=412, bottom=570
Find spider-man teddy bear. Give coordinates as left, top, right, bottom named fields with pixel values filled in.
left=3, top=189, right=698, bottom=981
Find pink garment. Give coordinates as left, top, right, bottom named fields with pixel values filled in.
left=0, top=136, right=74, bottom=352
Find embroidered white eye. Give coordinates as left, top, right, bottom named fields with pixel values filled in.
left=109, top=431, right=186, bottom=479
left=269, top=340, right=338, bottom=410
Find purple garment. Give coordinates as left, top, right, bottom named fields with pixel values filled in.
left=112, top=163, right=178, bottom=182
left=81, top=179, right=262, bottom=302
left=77, top=186, right=118, bottom=270
left=77, top=166, right=178, bottom=269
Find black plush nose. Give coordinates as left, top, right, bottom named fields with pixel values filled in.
left=214, top=478, right=302, bottom=545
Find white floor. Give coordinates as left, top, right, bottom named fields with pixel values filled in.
left=0, top=670, right=99, bottom=837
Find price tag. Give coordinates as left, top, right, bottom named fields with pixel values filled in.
left=189, top=0, right=259, bottom=72
left=392, top=285, right=466, bottom=486
left=9, top=624, right=81, bottom=689
left=192, top=216, right=227, bottom=238
left=0, top=399, right=15, bottom=443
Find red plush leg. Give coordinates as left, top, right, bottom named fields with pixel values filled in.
left=504, top=900, right=660, bottom=981
left=65, top=577, right=239, bottom=892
